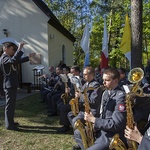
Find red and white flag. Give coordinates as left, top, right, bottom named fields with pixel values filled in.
left=100, top=16, right=108, bottom=70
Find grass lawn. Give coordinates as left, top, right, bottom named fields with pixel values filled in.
left=0, top=93, right=75, bottom=150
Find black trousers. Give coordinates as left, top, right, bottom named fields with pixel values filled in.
left=4, top=88, right=17, bottom=128
left=59, top=103, right=71, bottom=126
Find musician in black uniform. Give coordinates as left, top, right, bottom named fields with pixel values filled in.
left=82, top=68, right=126, bottom=150
left=48, top=66, right=70, bottom=117
left=46, top=66, right=64, bottom=116
left=39, top=66, right=56, bottom=103
left=71, top=66, right=103, bottom=150
left=118, top=67, right=129, bottom=88
left=0, top=42, right=35, bottom=130
left=56, top=65, right=82, bottom=133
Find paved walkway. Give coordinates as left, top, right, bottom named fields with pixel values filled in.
left=0, top=89, right=39, bottom=107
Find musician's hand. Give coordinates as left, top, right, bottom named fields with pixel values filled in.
left=65, top=87, right=70, bottom=93
left=84, top=112, right=95, bottom=124
left=18, top=42, right=25, bottom=51
left=124, top=125, right=143, bottom=144
left=75, top=91, right=81, bottom=98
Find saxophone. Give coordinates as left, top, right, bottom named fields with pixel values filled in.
left=60, top=74, right=71, bottom=104
left=125, top=93, right=138, bottom=150
left=69, top=97, right=79, bottom=116
left=69, top=76, right=82, bottom=116
left=74, top=119, right=88, bottom=149
left=109, top=68, right=143, bottom=150
left=69, top=84, right=80, bottom=116
left=61, top=82, right=71, bottom=104
left=74, top=87, right=96, bottom=149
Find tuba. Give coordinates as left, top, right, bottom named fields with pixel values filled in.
left=74, top=87, right=96, bottom=149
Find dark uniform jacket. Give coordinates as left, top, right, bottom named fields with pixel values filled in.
left=133, top=85, right=150, bottom=131
left=89, top=86, right=126, bottom=150
left=0, top=51, right=29, bottom=89
left=138, top=127, right=150, bottom=150
left=72, top=79, right=103, bottom=126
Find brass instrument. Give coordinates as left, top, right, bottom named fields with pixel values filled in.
left=60, top=74, right=71, bottom=104
left=128, top=67, right=144, bottom=96
left=69, top=84, right=79, bottom=116
left=69, top=76, right=82, bottom=116
left=84, top=87, right=96, bottom=147
left=125, top=93, right=138, bottom=150
left=74, top=87, right=96, bottom=149
left=69, top=97, right=79, bottom=116
left=126, top=68, right=144, bottom=149
left=61, top=93, right=68, bottom=104
left=74, top=119, right=88, bottom=149
left=61, top=82, right=71, bottom=104
left=109, top=134, right=127, bottom=150
left=110, top=67, right=144, bottom=150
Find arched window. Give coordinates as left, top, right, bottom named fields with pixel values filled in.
left=62, top=45, right=66, bottom=63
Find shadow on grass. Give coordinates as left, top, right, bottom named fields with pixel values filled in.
left=17, top=125, right=74, bottom=135
left=0, top=93, right=74, bottom=136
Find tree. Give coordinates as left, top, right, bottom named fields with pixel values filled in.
left=43, top=0, right=150, bottom=69
left=131, top=0, right=143, bottom=68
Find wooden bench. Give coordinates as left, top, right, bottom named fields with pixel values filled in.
left=20, top=82, right=32, bottom=93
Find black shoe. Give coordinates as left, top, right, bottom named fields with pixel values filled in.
left=57, top=126, right=70, bottom=133
left=72, top=145, right=81, bottom=150
left=47, top=113, right=57, bottom=117
left=6, top=126, right=19, bottom=131
left=14, top=122, right=19, bottom=126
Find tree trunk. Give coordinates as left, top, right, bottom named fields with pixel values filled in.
left=131, top=0, right=143, bottom=69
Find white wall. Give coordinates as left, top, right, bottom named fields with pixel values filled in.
left=0, top=0, right=49, bottom=83
left=0, top=0, right=74, bottom=84
left=48, top=25, right=74, bottom=68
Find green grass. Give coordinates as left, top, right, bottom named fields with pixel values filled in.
left=0, top=94, right=75, bottom=150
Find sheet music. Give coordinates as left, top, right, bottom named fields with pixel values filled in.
left=30, top=54, right=42, bottom=65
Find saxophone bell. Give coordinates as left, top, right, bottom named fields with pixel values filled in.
left=74, top=119, right=88, bottom=149
left=128, top=67, right=144, bottom=83
left=128, top=67, right=144, bottom=96
left=109, top=134, right=127, bottom=150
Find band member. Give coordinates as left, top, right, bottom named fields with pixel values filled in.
left=71, top=66, right=103, bottom=150
left=81, top=68, right=126, bottom=150
left=57, top=66, right=82, bottom=133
